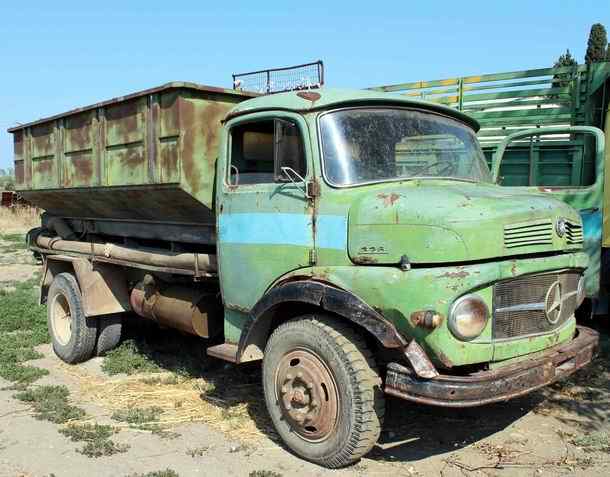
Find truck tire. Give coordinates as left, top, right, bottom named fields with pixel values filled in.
left=47, top=272, right=97, bottom=364
left=95, top=314, right=122, bottom=356
left=262, top=314, right=384, bottom=468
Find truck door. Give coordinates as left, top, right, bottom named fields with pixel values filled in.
left=492, top=126, right=606, bottom=300
left=216, top=112, right=314, bottom=337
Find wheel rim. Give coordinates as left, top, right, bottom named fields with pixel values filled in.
left=274, top=348, right=339, bottom=442
left=50, top=293, right=72, bottom=346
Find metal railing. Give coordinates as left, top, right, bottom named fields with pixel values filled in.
left=232, top=60, right=324, bottom=94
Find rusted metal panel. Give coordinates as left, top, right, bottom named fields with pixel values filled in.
left=9, top=83, right=251, bottom=239
left=130, top=281, right=222, bottom=338
left=206, top=343, right=239, bottom=363
left=385, top=326, right=599, bottom=407
left=30, top=122, right=57, bottom=189
left=72, top=259, right=131, bottom=317
left=63, top=111, right=96, bottom=187
left=7, top=81, right=256, bottom=132
left=158, top=90, right=181, bottom=183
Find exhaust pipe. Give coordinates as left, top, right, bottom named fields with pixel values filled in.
left=130, top=276, right=222, bottom=338
left=35, top=235, right=217, bottom=273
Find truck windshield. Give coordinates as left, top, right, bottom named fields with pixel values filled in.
left=319, top=107, right=492, bottom=186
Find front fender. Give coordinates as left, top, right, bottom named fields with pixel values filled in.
left=236, top=280, right=408, bottom=362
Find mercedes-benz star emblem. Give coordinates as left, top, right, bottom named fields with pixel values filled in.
left=556, top=218, right=567, bottom=237
left=544, top=281, right=562, bottom=324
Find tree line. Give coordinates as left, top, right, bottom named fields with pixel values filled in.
left=0, top=167, right=15, bottom=191
left=554, top=23, right=609, bottom=69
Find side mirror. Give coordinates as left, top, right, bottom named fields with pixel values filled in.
left=491, top=126, right=605, bottom=184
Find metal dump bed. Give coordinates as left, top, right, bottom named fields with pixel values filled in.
left=9, top=82, right=254, bottom=244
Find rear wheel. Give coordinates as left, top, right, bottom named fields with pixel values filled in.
left=48, top=272, right=97, bottom=364
left=95, top=314, right=123, bottom=356
left=262, top=314, right=384, bottom=468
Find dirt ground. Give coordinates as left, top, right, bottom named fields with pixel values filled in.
left=1, top=223, right=609, bottom=476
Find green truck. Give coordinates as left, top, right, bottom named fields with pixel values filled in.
left=373, top=61, right=610, bottom=316
left=8, top=68, right=599, bottom=467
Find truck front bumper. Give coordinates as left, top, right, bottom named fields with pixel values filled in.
left=385, top=326, right=599, bottom=407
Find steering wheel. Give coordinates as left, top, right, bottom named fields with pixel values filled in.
left=411, top=161, right=454, bottom=178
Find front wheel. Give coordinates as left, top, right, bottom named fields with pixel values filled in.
left=262, top=315, right=384, bottom=468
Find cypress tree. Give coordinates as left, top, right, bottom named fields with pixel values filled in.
left=585, top=23, right=608, bottom=64
left=553, top=49, right=578, bottom=88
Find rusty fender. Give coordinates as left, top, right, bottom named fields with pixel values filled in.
left=236, top=280, right=408, bottom=362
left=385, top=326, right=599, bottom=407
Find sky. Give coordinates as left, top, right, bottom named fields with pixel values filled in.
left=1, top=1, right=608, bottom=170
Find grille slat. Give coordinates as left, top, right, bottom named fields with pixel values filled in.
left=504, top=221, right=553, bottom=248
left=565, top=220, right=583, bottom=245
left=493, top=271, right=581, bottom=340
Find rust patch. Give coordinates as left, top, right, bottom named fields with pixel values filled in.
left=13, top=130, right=23, bottom=156
left=435, top=350, right=454, bottom=369
left=159, top=90, right=180, bottom=136
left=31, top=122, right=54, bottom=156
left=296, top=91, right=321, bottom=103
left=386, top=326, right=599, bottom=407
left=438, top=270, right=469, bottom=279
left=120, top=147, right=144, bottom=170
left=377, top=192, right=400, bottom=207
left=353, top=256, right=379, bottom=265
left=410, top=310, right=443, bottom=329
left=404, top=340, right=439, bottom=379
left=15, top=161, right=25, bottom=184
left=203, top=100, right=227, bottom=158
left=33, top=159, right=53, bottom=176
left=160, top=143, right=179, bottom=182
left=72, top=156, right=93, bottom=184
left=511, top=261, right=517, bottom=276
left=65, top=112, right=93, bottom=151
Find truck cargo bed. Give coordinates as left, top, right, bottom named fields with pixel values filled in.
left=9, top=82, right=254, bottom=244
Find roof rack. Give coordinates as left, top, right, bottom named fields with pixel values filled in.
left=232, top=60, right=324, bottom=94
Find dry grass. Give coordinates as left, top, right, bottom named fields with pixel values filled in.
left=0, top=206, right=41, bottom=234
left=62, top=364, right=274, bottom=443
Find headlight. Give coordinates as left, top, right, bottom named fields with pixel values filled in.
left=449, top=294, right=489, bottom=341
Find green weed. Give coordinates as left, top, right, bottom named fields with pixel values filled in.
left=0, top=278, right=49, bottom=385
left=186, top=445, right=210, bottom=457
left=15, top=385, right=86, bottom=423
left=59, top=423, right=129, bottom=457
left=111, top=406, right=163, bottom=425
left=102, top=340, right=161, bottom=375
left=573, top=432, right=610, bottom=452
left=111, top=405, right=178, bottom=439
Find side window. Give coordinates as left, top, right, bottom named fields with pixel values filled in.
left=229, top=119, right=306, bottom=186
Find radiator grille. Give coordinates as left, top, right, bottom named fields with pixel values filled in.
left=565, top=220, right=583, bottom=245
left=493, top=271, right=580, bottom=340
left=504, top=221, right=553, bottom=249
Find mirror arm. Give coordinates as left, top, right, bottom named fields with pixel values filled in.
left=281, top=166, right=310, bottom=197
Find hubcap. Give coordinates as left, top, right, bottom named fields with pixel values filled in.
left=275, top=349, right=339, bottom=442
left=50, top=293, right=72, bottom=346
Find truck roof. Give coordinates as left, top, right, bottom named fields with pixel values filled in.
left=225, top=87, right=480, bottom=131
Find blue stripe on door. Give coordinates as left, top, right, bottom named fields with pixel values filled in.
left=219, top=213, right=347, bottom=250
left=317, top=215, right=348, bottom=250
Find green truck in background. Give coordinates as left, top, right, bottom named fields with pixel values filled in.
left=373, top=61, right=610, bottom=316
left=8, top=63, right=599, bottom=467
